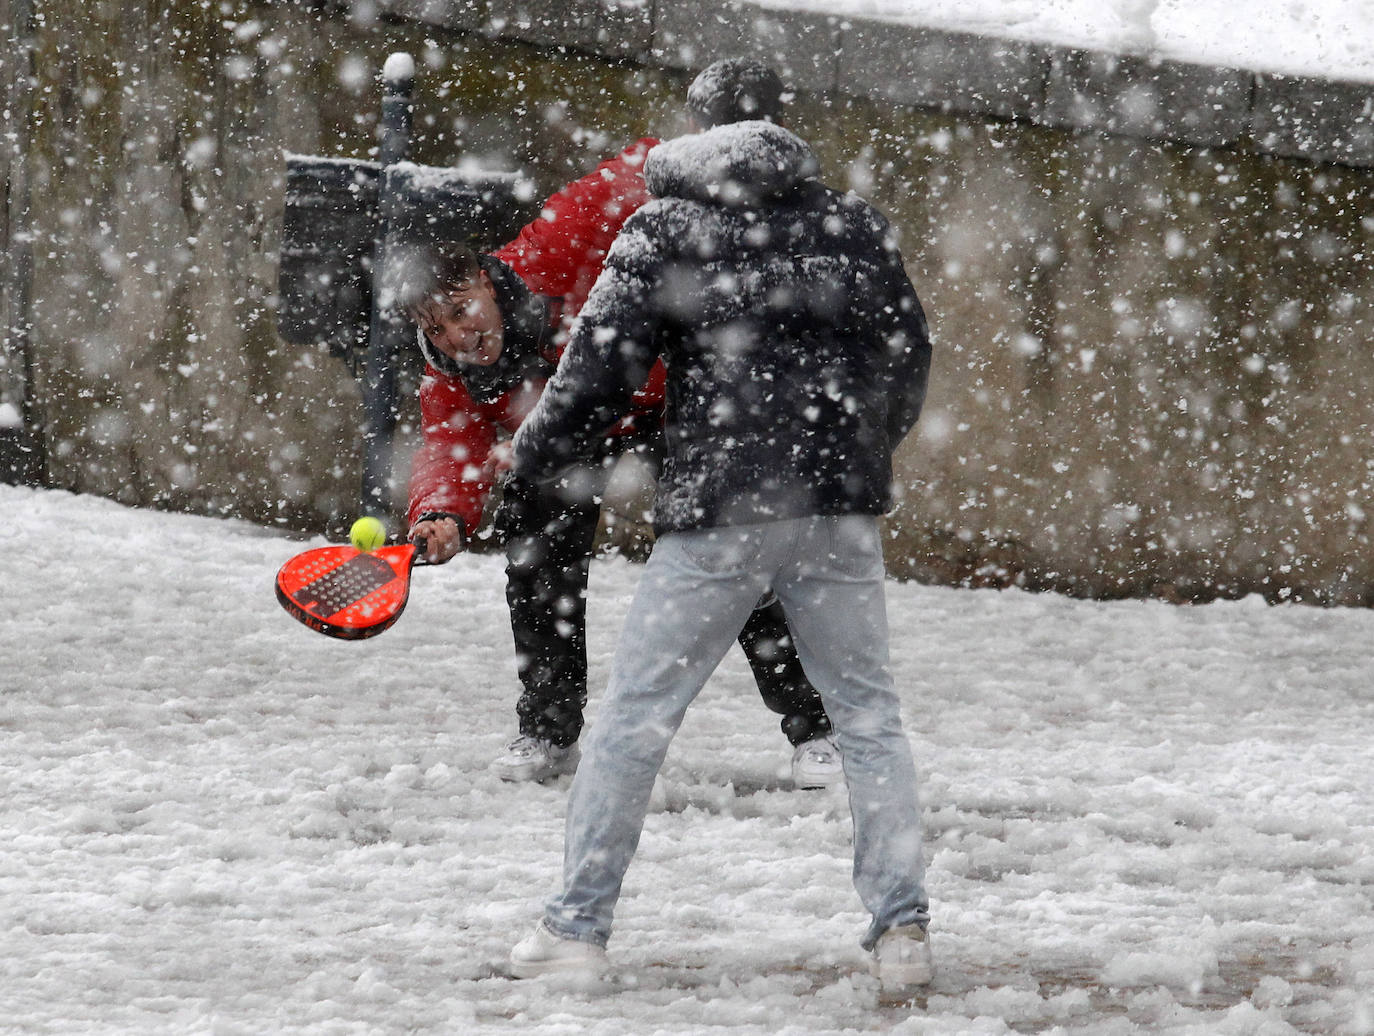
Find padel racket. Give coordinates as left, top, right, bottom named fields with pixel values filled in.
left=276, top=541, right=429, bottom=640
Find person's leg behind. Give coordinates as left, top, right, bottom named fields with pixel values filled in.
left=737, top=598, right=833, bottom=745
left=497, top=463, right=606, bottom=780
left=500, top=432, right=660, bottom=775
left=736, top=599, right=842, bottom=788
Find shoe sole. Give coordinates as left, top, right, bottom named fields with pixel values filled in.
left=510, top=955, right=608, bottom=979
left=793, top=773, right=844, bottom=790
left=494, top=764, right=578, bottom=783
left=492, top=749, right=581, bottom=783
left=493, top=766, right=556, bottom=783
left=873, top=962, right=934, bottom=988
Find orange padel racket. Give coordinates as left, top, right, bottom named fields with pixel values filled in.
left=275, top=541, right=429, bottom=640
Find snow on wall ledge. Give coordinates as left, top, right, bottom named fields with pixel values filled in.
left=369, top=0, right=1374, bottom=169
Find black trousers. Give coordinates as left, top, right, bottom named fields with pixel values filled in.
left=503, top=437, right=832, bottom=749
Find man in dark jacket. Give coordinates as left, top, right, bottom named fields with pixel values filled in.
left=505, top=88, right=935, bottom=990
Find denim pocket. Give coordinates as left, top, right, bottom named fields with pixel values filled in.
left=824, top=515, right=883, bottom=578
left=677, top=526, right=768, bottom=575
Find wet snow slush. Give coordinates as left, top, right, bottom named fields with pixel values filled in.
left=3, top=484, right=1372, bottom=1033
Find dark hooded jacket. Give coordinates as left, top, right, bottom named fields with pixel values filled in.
left=512, top=120, right=932, bottom=533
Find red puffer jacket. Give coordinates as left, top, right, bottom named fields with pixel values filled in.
left=407, top=139, right=668, bottom=534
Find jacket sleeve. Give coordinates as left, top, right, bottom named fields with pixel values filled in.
left=861, top=205, right=932, bottom=453
left=511, top=209, right=664, bottom=481
left=492, top=138, right=657, bottom=318
left=407, top=367, right=499, bottom=535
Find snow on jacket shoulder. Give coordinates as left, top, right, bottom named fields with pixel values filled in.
left=512, top=121, right=933, bottom=534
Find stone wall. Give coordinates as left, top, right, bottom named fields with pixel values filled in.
left=4, top=0, right=1373, bottom=602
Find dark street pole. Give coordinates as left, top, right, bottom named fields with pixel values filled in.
left=1, top=0, right=44, bottom=486
left=359, top=52, right=414, bottom=519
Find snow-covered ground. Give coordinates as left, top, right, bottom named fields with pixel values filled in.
left=4, top=483, right=1373, bottom=1034
left=756, top=0, right=1374, bottom=82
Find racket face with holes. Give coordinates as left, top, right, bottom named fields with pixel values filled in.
left=275, top=544, right=420, bottom=640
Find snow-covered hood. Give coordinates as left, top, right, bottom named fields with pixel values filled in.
left=644, top=121, right=820, bottom=207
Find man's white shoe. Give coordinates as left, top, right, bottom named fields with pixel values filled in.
left=490, top=736, right=580, bottom=782
left=510, top=920, right=608, bottom=978
left=870, top=924, right=934, bottom=991
left=791, top=734, right=843, bottom=789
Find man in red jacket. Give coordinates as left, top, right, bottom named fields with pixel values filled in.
left=396, top=62, right=841, bottom=786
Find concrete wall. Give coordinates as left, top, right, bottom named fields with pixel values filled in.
left=394, top=0, right=1374, bottom=170
left=4, top=0, right=1373, bottom=603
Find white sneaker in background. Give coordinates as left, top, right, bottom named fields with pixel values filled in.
left=490, top=736, right=580, bottom=783
left=791, top=734, right=843, bottom=789
left=509, top=920, right=608, bottom=979
left=870, top=923, right=934, bottom=991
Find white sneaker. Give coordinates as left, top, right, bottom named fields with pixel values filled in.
left=510, top=920, right=608, bottom=978
left=791, top=734, right=843, bottom=789
left=870, top=924, right=934, bottom=991
left=490, top=736, right=580, bottom=783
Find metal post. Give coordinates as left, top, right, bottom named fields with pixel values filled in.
left=1, top=0, right=44, bottom=486
left=358, top=52, right=414, bottom=518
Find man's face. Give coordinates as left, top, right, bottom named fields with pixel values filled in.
left=412, top=270, right=504, bottom=366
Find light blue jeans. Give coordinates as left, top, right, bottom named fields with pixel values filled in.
left=543, top=514, right=929, bottom=951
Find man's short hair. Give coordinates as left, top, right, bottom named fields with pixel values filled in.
left=384, top=240, right=483, bottom=316
left=685, top=58, right=786, bottom=129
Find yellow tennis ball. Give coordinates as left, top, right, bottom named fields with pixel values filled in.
left=349, top=516, right=387, bottom=552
